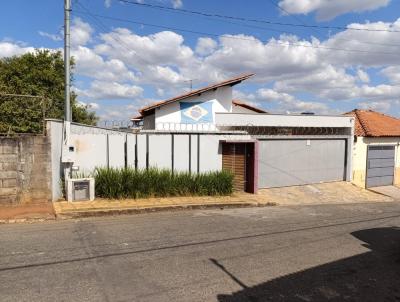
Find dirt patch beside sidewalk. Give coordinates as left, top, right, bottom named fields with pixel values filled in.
left=0, top=203, right=56, bottom=223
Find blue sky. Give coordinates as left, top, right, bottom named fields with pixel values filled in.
left=1, top=0, right=400, bottom=122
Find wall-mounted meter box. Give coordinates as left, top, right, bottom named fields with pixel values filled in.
left=62, top=144, right=76, bottom=163
left=66, top=178, right=95, bottom=202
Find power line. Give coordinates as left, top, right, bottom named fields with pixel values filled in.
left=72, top=10, right=400, bottom=56
left=118, top=0, right=400, bottom=34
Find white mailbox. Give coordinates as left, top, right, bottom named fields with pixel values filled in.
left=66, top=178, right=95, bottom=202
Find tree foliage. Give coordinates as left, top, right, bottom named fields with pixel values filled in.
left=0, top=50, right=98, bottom=133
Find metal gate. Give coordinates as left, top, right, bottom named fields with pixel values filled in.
left=258, top=139, right=346, bottom=188
left=366, top=145, right=395, bottom=188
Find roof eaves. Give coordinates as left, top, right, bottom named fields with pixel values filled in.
left=232, top=99, right=267, bottom=113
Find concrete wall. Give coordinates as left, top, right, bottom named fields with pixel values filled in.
left=155, top=86, right=232, bottom=130
left=0, top=136, right=52, bottom=205
left=352, top=136, right=400, bottom=188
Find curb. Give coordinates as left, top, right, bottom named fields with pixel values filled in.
left=0, top=216, right=56, bottom=224
left=55, top=202, right=277, bottom=220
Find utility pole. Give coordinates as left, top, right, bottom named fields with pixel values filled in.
left=64, top=0, right=71, bottom=121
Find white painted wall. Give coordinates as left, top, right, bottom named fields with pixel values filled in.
left=174, top=135, right=190, bottom=172
left=216, top=112, right=354, bottom=128
left=149, top=135, right=172, bottom=169
left=137, top=134, right=147, bottom=169
left=155, top=86, right=232, bottom=130
left=352, top=136, right=400, bottom=187
left=199, top=135, right=223, bottom=172
left=48, top=121, right=63, bottom=201
left=126, top=135, right=136, bottom=167
left=47, top=120, right=251, bottom=201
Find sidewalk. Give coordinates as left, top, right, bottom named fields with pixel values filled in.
left=54, top=182, right=393, bottom=219
left=53, top=193, right=270, bottom=219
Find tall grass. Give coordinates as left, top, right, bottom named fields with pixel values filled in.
left=94, top=167, right=234, bottom=199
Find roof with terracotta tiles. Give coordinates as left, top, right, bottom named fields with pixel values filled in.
left=232, top=99, right=267, bottom=113
left=344, top=109, right=400, bottom=137
left=134, top=73, right=254, bottom=118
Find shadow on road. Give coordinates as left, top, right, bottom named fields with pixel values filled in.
left=216, top=227, right=400, bottom=302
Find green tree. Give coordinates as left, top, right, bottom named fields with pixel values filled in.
left=0, top=49, right=98, bottom=133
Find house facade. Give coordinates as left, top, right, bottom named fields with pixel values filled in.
left=130, top=74, right=354, bottom=192
left=346, top=109, right=400, bottom=188
left=134, top=74, right=258, bottom=131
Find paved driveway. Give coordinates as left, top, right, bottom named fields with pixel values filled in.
left=1, top=202, right=400, bottom=301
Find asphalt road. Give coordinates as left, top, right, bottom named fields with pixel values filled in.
left=1, top=202, right=400, bottom=302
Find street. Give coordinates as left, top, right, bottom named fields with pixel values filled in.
left=1, top=202, right=400, bottom=302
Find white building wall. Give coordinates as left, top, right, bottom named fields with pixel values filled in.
left=137, top=134, right=147, bottom=169
left=126, top=135, right=136, bottom=167
left=49, top=121, right=63, bottom=201
left=108, top=135, right=126, bottom=168
left=199, top=135, right=223, bottom=172
left=352, top=136, right=400, bottom=188
left=149, top=135, right=172, bottom=169
left=174, top=135, right=190, bottom=172
left=155, top=86, right=232, bottom=130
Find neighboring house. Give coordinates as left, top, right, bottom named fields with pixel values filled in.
left=133, top=74, right=256, bottom=131
left=345, top=109, right=400, bottom=188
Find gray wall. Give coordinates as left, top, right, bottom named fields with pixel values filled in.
left=0, top=136, right=52, bottom=205
left=258, top=138, right=349, bottom=188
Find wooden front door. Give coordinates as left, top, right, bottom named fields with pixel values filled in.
left=222, top=143, right=247, bottom=191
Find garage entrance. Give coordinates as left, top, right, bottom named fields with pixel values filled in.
left=222, top=142, right=255, bottom=193
left=366, top=145, right=395, bottom=188
left=258, top=139, right=347, bottom=188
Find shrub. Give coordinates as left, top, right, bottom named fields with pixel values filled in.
left=94, top=167, right=234, bottom=199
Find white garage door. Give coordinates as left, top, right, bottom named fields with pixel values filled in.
left=258, top=139, right=346, bottom=188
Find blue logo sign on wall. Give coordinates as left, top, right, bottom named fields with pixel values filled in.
left=180, top=102, right=213, bottom=124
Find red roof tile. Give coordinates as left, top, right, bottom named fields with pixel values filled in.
left=232, top=99, right=267, bottom=113
left=344, top=109, right=400, bottom=137
left=137, top=73, right=254, bottom=116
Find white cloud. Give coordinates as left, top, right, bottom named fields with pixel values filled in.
left=358, top=100, right=391, bottom=112
left=171, top=0, right=183, bottom=9
left=79, top=81, right=143, bottom=100
left=0, top=42, right=34, bottom=58
left=104, top=0, right=112, bottom=8
left=278, top=0, right=390, bottom=21
left=71, top=18, right=93, bottom=46
left=38, top=31, right=62, bottom=41
left=257, top=88, right=330, bottom=113
left=195, top=37, right=217, bottom=56
left=95, top=29, right=194, bottom=86
left=321, top=19, right=400, bottom=67
left=72, top=46, right=136, bottom=82
left=357, top=69, right=370, bottom=83
left=381, top=66, right=400, bottom=84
